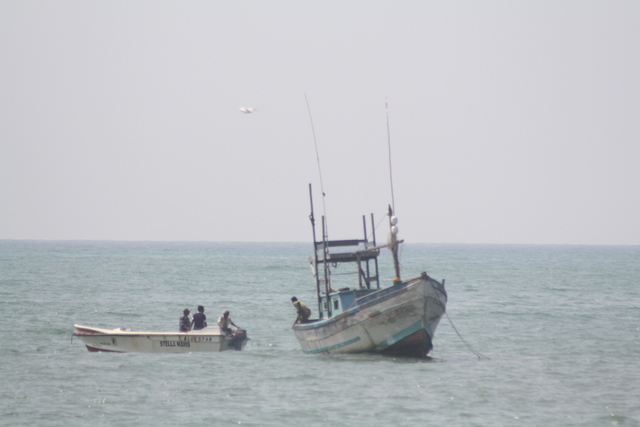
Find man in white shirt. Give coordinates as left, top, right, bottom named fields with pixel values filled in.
left=217, top=310, right=239, bottom=336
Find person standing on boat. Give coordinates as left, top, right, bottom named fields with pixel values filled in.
left=179, top=308, right=192, bottom=332
left=192, top=305, right=207, bottom=330
left=291, top=297, right=311, bottom=323
left=217, top=310, right=239, bottom=336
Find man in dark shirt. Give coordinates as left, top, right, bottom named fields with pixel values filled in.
left=192, top=305, right=207, bottom=330
left=179, top=308, right=191, bottom=332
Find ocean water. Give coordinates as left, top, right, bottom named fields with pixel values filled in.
left=0, top=240, right=639, bottom=426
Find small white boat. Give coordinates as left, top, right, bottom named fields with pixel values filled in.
left=73, top=324, right=248, bottom=353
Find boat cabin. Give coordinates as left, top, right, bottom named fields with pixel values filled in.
left=318, top=287, right=375, bottom=317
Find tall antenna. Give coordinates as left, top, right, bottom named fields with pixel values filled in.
left=305, top=94, right=328, bottom=230
left=386, top=98, right=396, bottom=213
left=386, top=98, right=401, bottom=280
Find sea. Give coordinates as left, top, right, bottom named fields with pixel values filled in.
left=0, top=240, right=638, bottom=426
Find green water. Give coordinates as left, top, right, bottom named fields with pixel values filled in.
left=1, top=241, right=638, bottom=426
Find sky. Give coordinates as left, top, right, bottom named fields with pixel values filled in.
left=1, top=1, right=638, bottom=245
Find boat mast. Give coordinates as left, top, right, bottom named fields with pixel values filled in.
left=308, top=184, right=323, bottom=319
left=371, top=213, right=380, bottom=289
left=321, top=215, right=332, bottom=318
left=388, top=205, right=401, bottom=280
left=386, top=99, right=401, bottom=281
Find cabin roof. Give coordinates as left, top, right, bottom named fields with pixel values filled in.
left=310, top=248, right=379, bottom=264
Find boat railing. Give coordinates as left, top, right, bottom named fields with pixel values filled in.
left=314, top=239, right=366, bottom=249
left=313, top=248, right=379, bottom=264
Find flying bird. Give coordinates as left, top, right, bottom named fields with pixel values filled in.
left=239, top=107, right=255, bottom=114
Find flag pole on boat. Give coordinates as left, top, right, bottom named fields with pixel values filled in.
left=386, top=98, right=401, bottom=281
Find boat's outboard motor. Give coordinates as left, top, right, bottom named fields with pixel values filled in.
left=230, top=329, right=248, bottom=351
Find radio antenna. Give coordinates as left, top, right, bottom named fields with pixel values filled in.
left=305, top=94, right=328, bottom=228
left=386, top=98, right=396, bottom=214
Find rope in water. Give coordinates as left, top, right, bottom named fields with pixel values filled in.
left=445, top=312, right=490, bottom=360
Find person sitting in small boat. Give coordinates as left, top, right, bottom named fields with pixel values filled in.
left=192, top=305, right=207, bottom=330
left=218, top=310, right=239, bottom=336
left=179, top=308, right=191, bottom=332
left=291, top=296, right=311, bottom=323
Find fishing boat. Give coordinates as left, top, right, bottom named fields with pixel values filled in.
left=73, top=324, right=248, bottom=353
left=292, top=184, right=448, bottom=358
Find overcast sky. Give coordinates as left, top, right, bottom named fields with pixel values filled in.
left=1, top=1, right=638, bottom=245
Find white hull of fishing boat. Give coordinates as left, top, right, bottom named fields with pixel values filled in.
left=293, top=273, right=447, bottom=358
left=72, top=325, right=248, bottom=353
